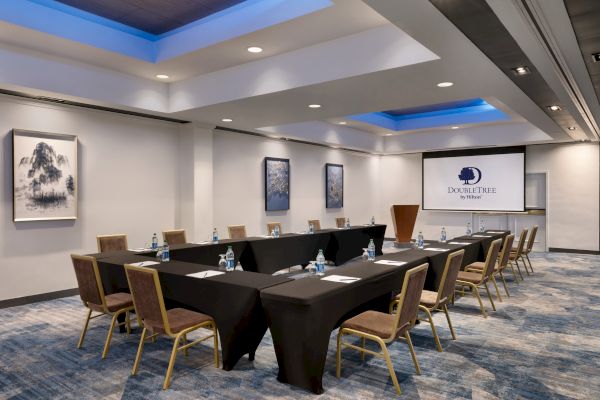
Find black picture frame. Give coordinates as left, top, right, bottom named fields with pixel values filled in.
left=325, top=163, right=344, bottom=208
left=264, top=157, right=290, bottom=211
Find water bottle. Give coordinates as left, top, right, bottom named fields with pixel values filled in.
left=316, top=249, right=326, bottom=276
left=440, top=227, right=447, bottom=243
left=367, top=239, right=376, bottom=261
left=161, top=240, right=170, bottom=262
left=417, top=231, right=424, bottom=249
left=151, top=233, right=158, bottom=250
left=274, top=225, right=280, bottom=238
left=345, top=218, right=351, bottom=229
left=480, top=219, right=485, bottom=233
left=309, top=222, right=314, bottom=234
left=371, top=216, right=375, bottom=225
left=212, top=228, right=219, bottom=242
left=466, top=222, right=472, bottom=236
left=225, top=246, right=235, bottom=272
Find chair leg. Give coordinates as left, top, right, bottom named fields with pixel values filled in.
left=514, top=260, right=525, bottom=280
left=509, top=262, right=520, bottom=284
left=182, top=334, right=188, bottom=357
left=483, top=282, right=496, bottom=311
left=163, top=333, right=182, bottom=390
left=442, top=304, right=456, bottom=340
left=213, top=325, right=220, bottom=368
left=77, top=309, right=93, bottom=349
left=360, top=337, right=366, bottom=361
left=378, top=338, right=401, bottom=395
left=404, top=331, right=421, bottom=375
left=125, top=311, right=131, bottom=334
left=520, top=256, right=531, bottom=276
left=490, top=275, right=503, bottom=302
left=132, top=327, right=147, bottom=375
left=102, top=312, right=120, bottom=359
left=336, top=331, right=343, bottom=378
left=526, top=254, right=534, bottom=273
left=499, top=271, right=510, bottom=297
left=469, top=283, right=487, bottom=318
left=419, top=306, right=442, bottom=352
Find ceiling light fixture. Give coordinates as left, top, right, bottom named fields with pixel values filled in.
left=437, top=82, right=454, bottom=87
left=338, top=121, right=347, bottom=125
left=156, top=74, right=170, bottom=79
left=592, top=52, right=600, bottom=63
left=221, top=118, right=233, bottom=122
left=451, top=126, right=459, bottom=130
left=308, top=104, right=321, bottom=109
left=567, top=126, right=576, bottom=130
left=511, top=66, right=531, bottom=76
left=385, top=133, right=393, bottom=136
left=547, top=105, right=561, bottom=111
left=247, top=46, right=263, bottom=53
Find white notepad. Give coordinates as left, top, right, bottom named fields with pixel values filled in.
left=187, top=271, right=225, bottom=279
left=487, top=231, right=505, bottom=234
left=375, top=260, right=407, bottom=266
left=193, top=241, right=212, bottom=245
left=129, top=248, right=151, bottom=252
left=449, top=242, right=472, bottom=245
left=321, top=275, right=361, bottom=283
left=129, top=261, right=159, bottom=267
left=424, top=248, right=447, bottom=252
left=472, top=234, right=491, bottom=238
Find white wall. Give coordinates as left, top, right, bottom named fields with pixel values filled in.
left=211, top=130, right=381, bottom=238
left=0, top=96, right=180, bottom=301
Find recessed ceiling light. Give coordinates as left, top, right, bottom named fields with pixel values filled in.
left=511, top=66, right=531, bottom=76
left=221, top=118, right=233, bottom=122
left=451, top=126, right=459, bottom=130
left=548, top=105, right=561, bottom=111
left=156, top=74, right=170, bottom=79
left=568, top=126, right=576, bottom=130
left=437, top=82, right=454, bottom=87
left=592, top=52, right=600, bottom=63
left=338, top=121, right=347, bottom=125
left=247, top=46, right=263, bottom=53
left=385, top=133, right=393, bottom=136
left=308, top=104, right=321, bottom=109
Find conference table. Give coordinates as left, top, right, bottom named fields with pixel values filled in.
left=260, top=230, right=509, bottom=394
left=94, top=253, right=291, bottom=370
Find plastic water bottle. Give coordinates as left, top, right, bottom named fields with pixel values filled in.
left=225, top=246, right=235, bottom=272
left=371, top=216, right=375, bottom=225
left=212, top=228, right=219, bottom=242
left=151, top=233, right=158, bottom=250
left=417, top=231, right=424, bottom=249
left=466, top=222, right=472, bottom=235
left=309, top=222, right=314, bottom=234
left=316, top=249, right=326, bottom=276
left=480, top=219, right=485, bottom=233
left=274, top=225, right=280, bottom=238
left=367, top=239, right=376, bottom=261
left=440, top=227, right=447, bottom=243
left=345, top=218, right=351, bottom=229
left=161, top=240, right=170, bottom=262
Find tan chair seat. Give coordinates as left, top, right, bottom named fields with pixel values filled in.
left=466, top=261, right=500, bottom=272
left=509, top=253, right=518, bottom=260
left=88, top=292, right=133, bottom=312
left=419, top=290, right=439, bottom=308
left=341, top=310, right=409, bottom=339
left=145, top=308, right=213, bottom=334
left=456, top=271, right=483, bottom=284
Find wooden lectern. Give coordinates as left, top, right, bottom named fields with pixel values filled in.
left=390, top=205, right=419, bottom=244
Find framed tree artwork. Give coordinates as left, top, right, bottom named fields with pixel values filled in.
left=326, top=163, right=343, bottom=208
left=264, top=157, right=290, bottom=211
left=12, top=129, right=78, bottom=221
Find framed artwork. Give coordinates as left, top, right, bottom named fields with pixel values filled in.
left=264, top=157, right=290, bottom=211
left=13, top=129, right=78, bottom=221
left=326, top=163, right=343, bottom=208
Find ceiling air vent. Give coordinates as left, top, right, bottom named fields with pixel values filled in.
left=592, top=52, right=600, bottom=63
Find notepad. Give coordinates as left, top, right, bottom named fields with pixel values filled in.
left=375, top=260, right=407, bottom=266
left=321, top=275, right=361, bottom=283
left=472, top=234, right=491, bottom=238
left=487, top=231, right=505, bottom=234
left=129, top=261, right=159, bottom=267
left=449, top=242, right=472, bottom=245
left=424, top=247, right=447, bottom=252
left=129, top=248, right=151, bottom=252
left=187, top=271, right=225, bottom=279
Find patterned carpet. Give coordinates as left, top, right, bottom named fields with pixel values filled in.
left=1, top=252, right=599, bottom=399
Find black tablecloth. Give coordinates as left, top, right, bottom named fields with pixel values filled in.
left=141, top=239, right=248, bottom=267
left=453, top=230, right=509, bottom=261
left=95, top=254, right=291, bottom=370
left=260, top=254, right=426, bottom=394
left=323, top=225, right=386, bottom=265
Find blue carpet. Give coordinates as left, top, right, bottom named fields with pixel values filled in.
left=1, top=252, right=599, bottom=399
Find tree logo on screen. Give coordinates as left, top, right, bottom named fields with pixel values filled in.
left=458, top=167, right=482, bottom=185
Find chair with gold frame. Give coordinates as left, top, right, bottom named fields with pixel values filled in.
left=336, top=263, right=428, bottom=395
left=228, top=225, right=247, bottom=240
left=163, top=229, right=187, bottom=246
left=417, top=250, right=464, bottom=352
left=454, top=239, right=502, bottom=318
left=71, top=254, right=136, bottom=359
left=335, top=217, right=346, bottom=228
left=307, top=219, right=321, bottom=231
left=509, top=228, right=529, bottom=280
left=266, top=222, right=282, bottom=235
left=466, top=234, right=516, bottom=297
left=96, top=234, right=128, bottom=252
left=124, top=264, right=219, bottom=390
left=520, top=225, right=538, bottom=273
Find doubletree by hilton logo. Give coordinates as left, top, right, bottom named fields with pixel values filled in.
left=458, top=167, right=482, bottom=185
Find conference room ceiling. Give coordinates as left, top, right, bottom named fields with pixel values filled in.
left=55, top=0, right=247, bottom=35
